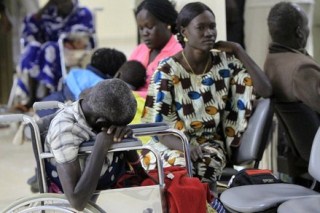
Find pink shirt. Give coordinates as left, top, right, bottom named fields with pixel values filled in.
left=129, top=35, right=182, bottom=98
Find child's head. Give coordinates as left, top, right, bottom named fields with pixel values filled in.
left=85, top=79, right=137, bottom=127
left=91, top=48, right=127, bottom=78
left=114, top=60, right=146, bottom=90
left=64, top=33, right=90, bottom=50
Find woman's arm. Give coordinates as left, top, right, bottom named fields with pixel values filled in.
left=214, top=41, right=272, bottom=98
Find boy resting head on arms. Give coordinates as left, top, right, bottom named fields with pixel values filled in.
left=46, top=78, right=144, bottom=210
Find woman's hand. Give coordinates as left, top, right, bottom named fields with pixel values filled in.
left=214, top=40, right=242, bottom=54
left=190, top=144, right=204, bottom=162
left=214, top=40, right=272, bottom=97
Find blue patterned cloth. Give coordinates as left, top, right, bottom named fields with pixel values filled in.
left=18, top=0, right=94, bottom=100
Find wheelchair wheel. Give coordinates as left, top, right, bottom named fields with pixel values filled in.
left=2, top=193, right=105, bottom=213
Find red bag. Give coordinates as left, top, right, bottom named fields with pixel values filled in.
left=142, top=166, right=213, bottom=213
left=114, top=170, right=145, bottom=188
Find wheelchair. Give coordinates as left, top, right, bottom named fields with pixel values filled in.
left=0, top=101, right=192, bottom=213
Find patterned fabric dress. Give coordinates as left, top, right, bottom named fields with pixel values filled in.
left=17, top=0, right=94, bottom=103
left=141, top=51, right=255, bottom=182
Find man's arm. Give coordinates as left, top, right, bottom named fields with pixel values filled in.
left=55, top=124, right=133, bottom=211
left=57, top=129, right=113, bottom=211
left=293, top=64, right=320, bottom=114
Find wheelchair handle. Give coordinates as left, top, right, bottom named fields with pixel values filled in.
left=0, top=114, right=24, bottom=123
left=33, top=101, right=65, bottom=111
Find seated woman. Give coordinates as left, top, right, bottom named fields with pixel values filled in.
left=141, top=2, right=272, bottom=189
left=129, top=0, right=182, bottom=98
left=17, top=0, right=94, bottom=110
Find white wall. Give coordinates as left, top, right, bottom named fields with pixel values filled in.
left=244, top=0, right=315, bottom=68
left=39, top=0, right=226, bottom=57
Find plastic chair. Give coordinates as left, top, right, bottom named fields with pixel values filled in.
left=219, top=98, right=274, bottom=186
left=273, top=101, right=320, bottom=181
left=232, top=98, right=274, bottom=167
left=220, top=127, right=320, bottom=213
left=277, top=127, right=320, bottom=213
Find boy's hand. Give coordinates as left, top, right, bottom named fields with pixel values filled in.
left=96, top=128, right=114, bottom=152
left=107, top=125, right=133, bottom=142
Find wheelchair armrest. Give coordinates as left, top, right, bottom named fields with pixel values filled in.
left=79, top=138, right=143, bottom=153
left=0, top=114, right=24, bottom=123
left=33, top=101, right=65, bottom=111
left=129, top=122, right=169, bottom=135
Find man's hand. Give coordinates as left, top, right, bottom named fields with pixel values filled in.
left=106, top=125, right=133, bottom=142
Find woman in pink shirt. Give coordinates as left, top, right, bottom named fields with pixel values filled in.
left=129, top=0, right=182, bottom=98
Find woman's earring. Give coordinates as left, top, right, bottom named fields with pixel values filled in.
left=167, top=25, right=171, bottom=30
left=183, top=36, right=188, bottom=43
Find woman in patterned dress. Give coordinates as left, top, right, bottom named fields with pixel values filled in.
left=141, top=2, right=272, bottom=185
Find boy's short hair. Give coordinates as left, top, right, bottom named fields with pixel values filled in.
left=91, top=48, right=127, bottom=78
left=115, top=60, right=146, bottom=90
left=79, top=87, right=92, bottom=100
left=87, top=79, right=137, bottom=125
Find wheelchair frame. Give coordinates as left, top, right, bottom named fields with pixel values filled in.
left=0, top=101, right=192, bottom=213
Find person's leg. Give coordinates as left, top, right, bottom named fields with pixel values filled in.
left=37, top=41, right=62, bottom=95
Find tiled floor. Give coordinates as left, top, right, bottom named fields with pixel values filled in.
left=0, top=123, right=36, bottom=211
